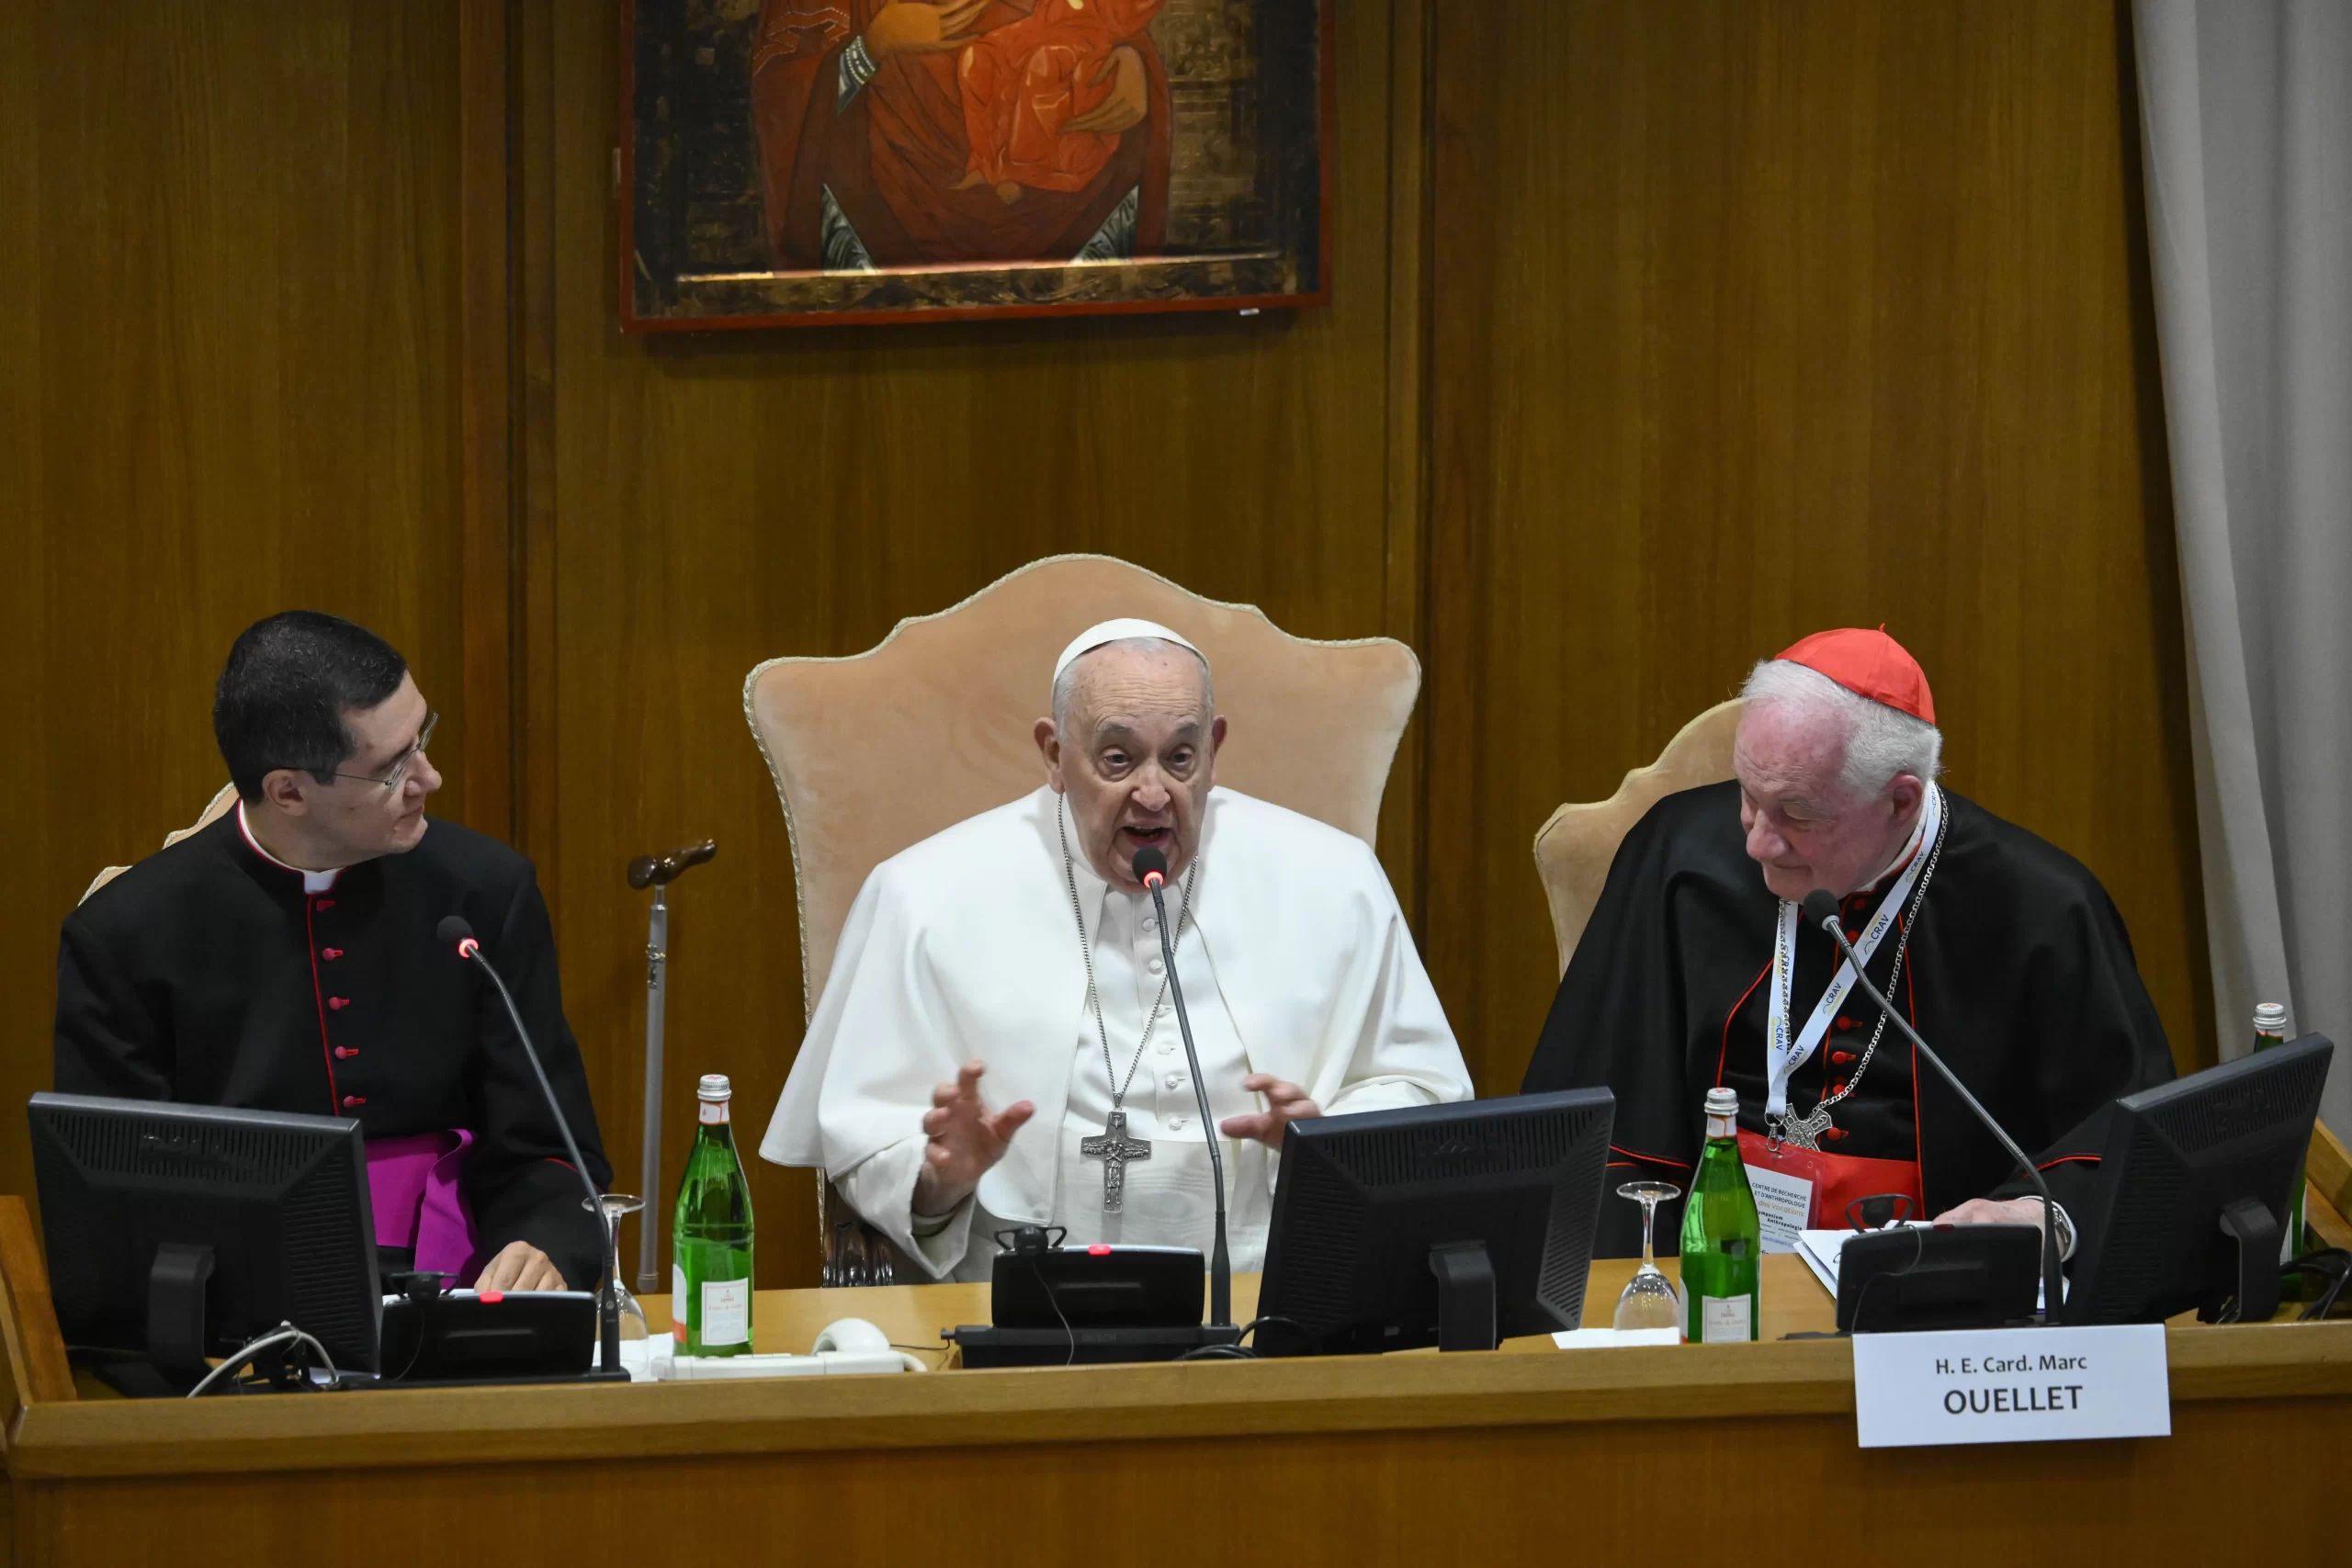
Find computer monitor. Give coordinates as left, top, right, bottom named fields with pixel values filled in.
left=28, top=1092, right=382, bottom=1378
left=1255, top=1088, right=1615, bottom=1355
left=2067, top=1033, right=2333, bottom=1325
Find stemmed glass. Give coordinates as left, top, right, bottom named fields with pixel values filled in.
left=1613, top=1180, right=1684, bottom=1332
left=598, top=1193, right=650, bottom=1343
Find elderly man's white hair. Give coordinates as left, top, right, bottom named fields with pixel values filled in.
left=1052, top=637, right=1216, bottom=729
left=1741, top=659, right=1942, bottom=799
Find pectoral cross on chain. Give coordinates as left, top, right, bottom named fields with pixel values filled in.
left=1080, top=1110, right=1151, bottom=1213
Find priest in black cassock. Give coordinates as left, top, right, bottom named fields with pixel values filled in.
left=1523, top=628, right=2175, bottom=1259
left=53, top=612, right=610, bottom=1292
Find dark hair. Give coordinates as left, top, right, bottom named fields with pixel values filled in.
left=214, top=612, right=410, bottom=801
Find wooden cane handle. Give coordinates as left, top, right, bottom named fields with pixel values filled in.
left=627, top=840, right=718, bottom=889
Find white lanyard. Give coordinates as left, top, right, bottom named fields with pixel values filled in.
left=1765, top=785, right=1942, bottom=1116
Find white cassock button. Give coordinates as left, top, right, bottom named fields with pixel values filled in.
left=1157, top=1042, right=1176, bottom=1055
left=1143, top=914, right=1159, bottom=932
left=1147, top=955, right=1164, bottom=975
left=1169, top=1116, right=1188, bottom=1131
left=1165, top=1073, right=1184, bottom=1090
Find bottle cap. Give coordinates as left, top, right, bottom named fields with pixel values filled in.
left=697, top=1073, right=732, bottom=1101
left=2254, top=1002, right=2289, bottom=1032
left=1703, top=1087, right=1738, bottom=1116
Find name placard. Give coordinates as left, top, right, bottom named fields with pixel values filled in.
left=1850, top=1324, right=2170, bottom=1448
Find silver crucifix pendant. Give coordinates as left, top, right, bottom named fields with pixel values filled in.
left=1774, top=1103, right=1833, bottom=1154
left=1080, top=1110, right=1152, bottom=1213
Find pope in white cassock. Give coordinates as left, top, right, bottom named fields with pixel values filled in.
left=761, top=618, right=1473, bottom=1280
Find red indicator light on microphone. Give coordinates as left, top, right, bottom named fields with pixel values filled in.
left=457, top=938, right=480, bottom=960
left=1087, top=1244, right=1112, bottom=1257
left=480, top=1290, right=504, bottom=1303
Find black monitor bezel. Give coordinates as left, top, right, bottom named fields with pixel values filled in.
left=1256, top=1088, right=1615, bottom=1356
left=28, top=1091, right=383, bottom=1374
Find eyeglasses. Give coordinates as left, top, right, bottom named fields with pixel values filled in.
left=331, top=713, right=438, bottom=791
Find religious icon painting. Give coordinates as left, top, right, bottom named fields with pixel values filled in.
left=620, top=0, right=1333, bottom=330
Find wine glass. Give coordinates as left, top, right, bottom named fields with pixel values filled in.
left=1613, top=1179, right=1683, bottom=1332
left=597, top=1193, right=650, bottom=1342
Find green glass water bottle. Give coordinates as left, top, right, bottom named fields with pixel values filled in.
left=672, top=1073, right=755, bottom=1356
left=1680, top=1086, right=1761, bottom=1343
left=2255, top=1004, right=2307, bottom=1294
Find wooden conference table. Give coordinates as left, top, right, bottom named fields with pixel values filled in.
left=3, top=1195, right=2348, bottom=1568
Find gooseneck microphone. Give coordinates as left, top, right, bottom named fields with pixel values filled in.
left=1131, top=846, right=1232, bottom=1329
left=437, top=915, right=621, bottom=1369
left=1798, top=889, right=2064, bottom=1324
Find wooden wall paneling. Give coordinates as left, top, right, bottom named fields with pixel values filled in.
left=0, top=0, right=41, bottom=1295
left=1379, top=0, right=1437, bottom=929
left=0, top=1, right=468, bottom=1224
left=459, top=0, right=517, bottom=845
left=1424, top=0, right=2211, bottom=1098
left=514, top=0, right=562, bottom=880
left=530, top=0, right=1412, bottom=1287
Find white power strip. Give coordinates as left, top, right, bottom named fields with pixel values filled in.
left=655, top=1349, right=908, bottom=1381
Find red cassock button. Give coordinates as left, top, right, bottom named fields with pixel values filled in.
left=341, top=1095, right=367, bottom=1109
left=1823, top=1127, right=1848, bottom=1142
left=1831, top=1051, right=1856, bottom=1065
left=334, top=1046, right=356, bottom=1060
left=328, top=997, right=350, bottom=1010
left=322, top=948, right=344, bottom=961
left=314, top=898, right=335, bottom=910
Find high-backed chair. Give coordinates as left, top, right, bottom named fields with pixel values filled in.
left=81, top=784, right=242, bottom=905
left=743, top=554, right=1422, bottom=1282
left=1532, top=700, right=1743, bottom=978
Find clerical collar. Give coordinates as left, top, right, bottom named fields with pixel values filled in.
left=1858, top=803, right=1932, bottom=897
left=236, top=801, right=345, bottom=894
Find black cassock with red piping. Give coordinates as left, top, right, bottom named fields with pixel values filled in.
left=52, top=810, right=610, bottom=1291
left=1523, top=780, right=2175, bottom=1258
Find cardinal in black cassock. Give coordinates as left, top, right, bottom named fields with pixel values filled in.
left=52, top=614, right=609, bottom=1292
left=1523, top=629, right=2176, bottom=1258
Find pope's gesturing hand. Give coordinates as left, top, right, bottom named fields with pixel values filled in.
left=912, top=1060, right=1035, bottom=1216
left=1219, top=1073, right=1320, bottom=1149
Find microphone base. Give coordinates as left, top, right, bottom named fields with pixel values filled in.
left=944, top=1322, right=1244, bottom=1368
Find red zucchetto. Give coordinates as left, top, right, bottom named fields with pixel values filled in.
left=1774, top=627, right=1936, bottom=725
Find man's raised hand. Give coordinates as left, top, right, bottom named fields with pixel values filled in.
left=1218, top=1073, right=1320, bottom=1149
left=912, top=1059, right=1034, bottom=1216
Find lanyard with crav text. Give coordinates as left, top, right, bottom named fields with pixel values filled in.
left=1765, top=784, right=1943, bottom=1131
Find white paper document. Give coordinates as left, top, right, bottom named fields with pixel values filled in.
left=1742, top=1163, right=1814, bottom=1254
left=1850, top=1324, right=2170, bottom=1448
left=1551, top=1326, right=1680, bottom=1349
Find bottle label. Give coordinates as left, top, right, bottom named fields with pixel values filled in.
left=671, top=1264, right=686, bottom=1343
left=699, top=1099, right=730, bottom=1125
left=700, top=1277, right=752, bottom=1347
left=1699, top=1293, right=1754, bottom=1344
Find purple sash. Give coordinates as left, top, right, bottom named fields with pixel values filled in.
left=366, top=1130, right=483, bottom=1284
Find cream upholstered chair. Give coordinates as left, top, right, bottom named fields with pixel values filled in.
left=1532, top=700, right=1744, bottom=977
left=80, top=784, right=243, bottom=905
left=743, top=554, right=1421, bottom=1283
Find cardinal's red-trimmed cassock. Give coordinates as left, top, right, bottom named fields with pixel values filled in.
left=1523, top=632, right=2175, bottom=1258
left=53, top=808, right=610, bottom=1290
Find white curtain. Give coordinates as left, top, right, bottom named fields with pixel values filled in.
left=2134, top=0, right=2351, bottom=1137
